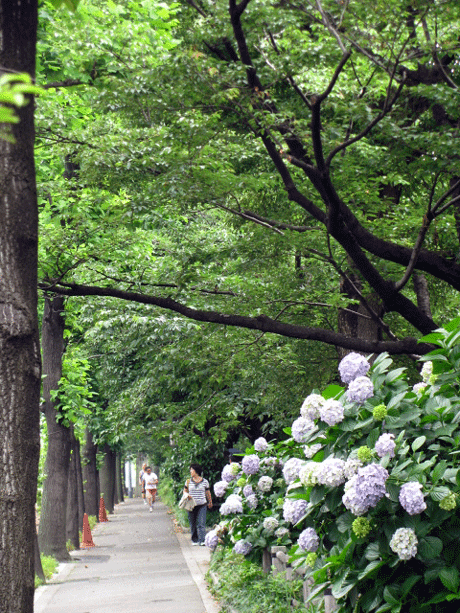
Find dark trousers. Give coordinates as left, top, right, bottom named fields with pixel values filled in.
left=188, top=504, right=207, bottom=543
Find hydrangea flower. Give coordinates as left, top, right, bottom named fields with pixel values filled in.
left=246, top=494, right=258, bottom=510
left=399, top=482, right=426, bottom=515
left=254, top=437, right=269, bottom=452
left=298, top=527, right=320, bottom=552
left=275, top=526, right=289, bottom=539
left=420, top=361, right=433, bottom=383
left=343, top=464, right=389, bottom=515
left=344, top=456, right=363, bottom=479
left=300, top=394, right=325, bottom=420
left=291, top=416, right=315, bottom=443
left=242, top=454, right=260, bottom=475
left=319, top=399, right=345, bottom=426
left=305, top=552, right=317, bottom=567
left=221, top=463, right=240, bottom=482
left=357, top=446, right=373, bottom=463
left=346, top=376, right=374, bottom=404
left=412, top=382, right=427, bottom=395
left=352, top=517, right=372, bottom=538
left=282, top=457, right=305, bottom=484
left=299, top=461, right=321, bottom=487
left=440, top=493, right=457, bottom=511
left=375, top=433, right=396, bottom=458
left=213, top=481, right=228, bottom=498
left=242, top=484, right=254, bottom=498
left=283, top=498, right=308, bottom=525
left=220, top=494, right=243, bottom=515
left=339, top=352, right=370, bottom=384
left=263, top=517, right=279, bottom=533
left=261, top=456, right=278, bottom=467
left=233, top=539, right=252, bottom=555
left=258, top=476, right=273, bottom=492
left=205, top=529, right=219, bottom=548
left=373, top=404, right=387, bottom=421
left=389, top=528, right=418, bottom=561
left=303, top=443, right=322, bottom=459
left=316, top=457, right=346, bottom=487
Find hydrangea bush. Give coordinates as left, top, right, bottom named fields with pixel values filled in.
left=210, top=320, right=460, bottom=613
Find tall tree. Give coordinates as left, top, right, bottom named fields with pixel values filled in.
left=0, top=1, right=41, bottom=611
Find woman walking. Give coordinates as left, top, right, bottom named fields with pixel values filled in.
left=183, top=463, right=213, bottom=546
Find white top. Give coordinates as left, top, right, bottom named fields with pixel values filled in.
left=143, top=472, right=158, bottom=490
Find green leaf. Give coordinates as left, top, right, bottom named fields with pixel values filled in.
left=418, top=536, right=443, bottom=560
left=411, top=436, right=426, bottom=452
left=439, top=566, right=460, bottom=592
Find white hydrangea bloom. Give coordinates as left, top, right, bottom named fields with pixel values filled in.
left=390, top=528, right=418, bottom=560
left=300, top=394, right=325, bottom=420
left=303, top=443, right=322, bottom=459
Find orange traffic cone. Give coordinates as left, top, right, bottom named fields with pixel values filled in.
left=99, top=496, right=108, bottom=522
left=80, top=513, right=95, bottom=548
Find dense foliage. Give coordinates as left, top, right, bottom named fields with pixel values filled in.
left=209, top=320, right=460, bottom=613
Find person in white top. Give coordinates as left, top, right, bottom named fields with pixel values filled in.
left=142, top=467, right=158, bottom=512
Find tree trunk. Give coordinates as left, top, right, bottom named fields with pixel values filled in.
left=38, top=295, right=71, bottom=561
left=82, top=427, right=100, bottom=518
left=99, top=444, right=116, bottom=514
left=66, top=427, right=80, bottom=550
left=115, top=453, right=124, bottom=504
left=0, top=1, right=41, bottom=611
left=413, top=274, right=432, bottom=319
left=75, top=436, right=85, bottom=532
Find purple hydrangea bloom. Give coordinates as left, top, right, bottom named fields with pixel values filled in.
left=221, top=462, right=240, bottom=482
left=254, top=437, right=269, bottom=452
left=343, top=464, right=389, bottom=515
left=213, top=481, right=228, bottom=498
left=233, top=539, right=252, bottom=555
left=205, top=529, right=219, bottom=549
left=316, top=457, right=346, bottom=487
left=220, top=494, right=243, bottom=515
left=399, top=482, right=426, bottom=515
left=390, top=528, right=418, bottom=560
left=263, top=517, right=279, bottom=533
left=375, top=433, right=396, bottom=458
left=303, top=444, right=322, bottom=459
left=300, top=394, right=325, bottom=420
left=261, top=456, right=278, bottom=467
left=319, top=399, right=345, bottom=426
left=246, top=494, right=258, bottom=510
left=242, top=454, right=260, bottom=475
left=346, top=376, right=374, bottom=404
left=339, top=352, right=370, bottom=384
left=282, top=457, right=305, bottom=484
left=298, top=527, right=320, bottom=552
left=291, top=416, right=315, bottom=443
left=283, top=498, right=308, bottom=525
left=242, top=484, right=254, bottom=498
left=258, top=476, right=273, bottom=492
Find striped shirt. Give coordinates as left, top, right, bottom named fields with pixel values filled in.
left=185, top=477, right=210, bottom=505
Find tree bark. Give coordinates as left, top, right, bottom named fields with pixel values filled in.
left=38, top=295, right=71, bottom=561
left=0, top=1, right=41, bottom=611
left=99, top=444, right=116, bottom=514
left=75, top=436, right=85, bottom=532
left=82, top=427, right=100, bottom=518
left=115, top=453, right=124, bottom=504
left=66, top=427, right=80, bottom=550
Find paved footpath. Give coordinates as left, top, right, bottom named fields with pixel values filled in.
left=34, top=498, right=221, bottom=613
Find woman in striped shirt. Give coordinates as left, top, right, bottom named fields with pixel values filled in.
left=183, top=463, right=213, bottom=546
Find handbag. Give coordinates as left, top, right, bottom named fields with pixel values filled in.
left=179, top=491, right=196, bottom=511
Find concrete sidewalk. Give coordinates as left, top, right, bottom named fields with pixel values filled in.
left=34, top=498, right=221, bottom=613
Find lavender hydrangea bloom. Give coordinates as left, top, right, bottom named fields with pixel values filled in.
left=233, top=539, right=252, bottom=555
left=242, top=484, right=254, bottom=498
left=261, top=456, right=278, bottom=467
left=283, top=498, right=308, bottom=525
left=375, top=433, right=396, bottom=458
left=254, top=437, right=269, bottom=452
left=316, top=457, right=346, bottom=487
left=390, top=528, right=418, bottom=560
left=319, top=399, right=345, bottom=426
left=220, top=494, right=243, bottom=515
left=300, top=394, right=325, bottom=420
left=275, top=526, right=289, bottom=539
left=292, top=416, right=315, bottom=443
left=242, top=454, right=260, bottom=475
left=246, top=494, right=258, bottom=510
left=282, top=457, right=305, bottom=484
left=303, top=444, right=322, bottom=459
left=298, top=527, right=320, bottom=552
left=346, top=376, right=374, bottom=404
left=258, top=476, right=273, bottom=492
left=399, top=482, right=427, bottom=515
left=221, top=462, right=240, bottom=482
left=343, top=464, right=389, bottom=515
left=339, top=352, right=370, bottom=384
left=412, top=382, right=427, bottom=395
left=213, top=481, right=228, bottom=498
left=205, top=529, right=219, bottom=549
left=263, top=517, right=279, bottom=533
